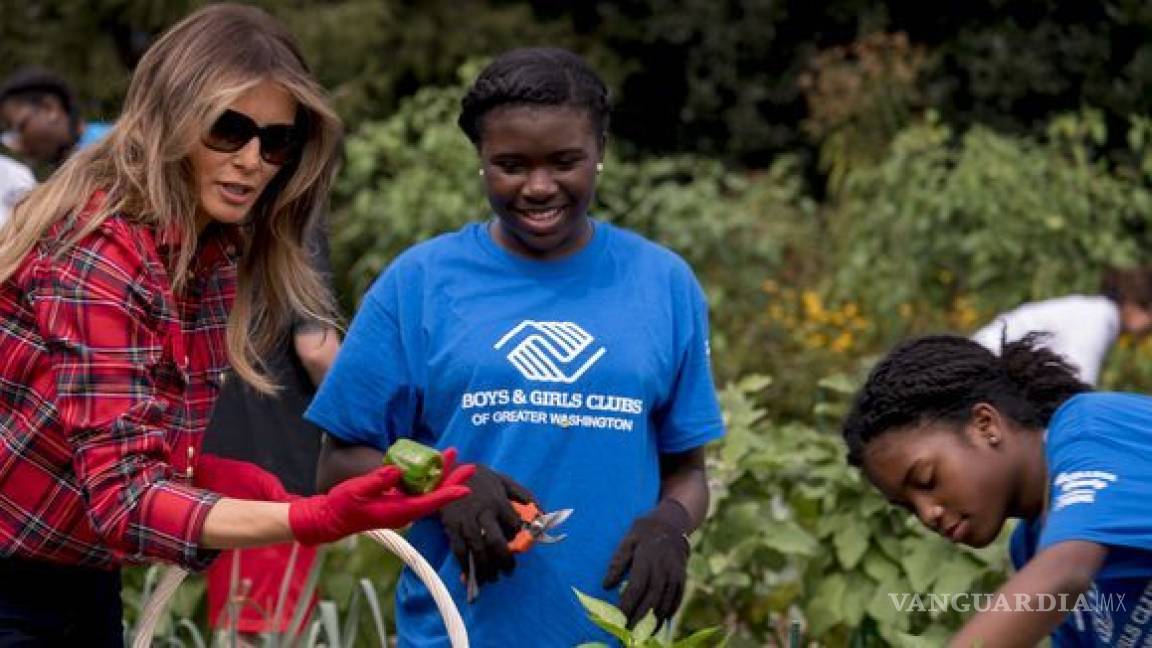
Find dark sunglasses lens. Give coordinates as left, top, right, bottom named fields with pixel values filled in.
left=258, top=125, right=299, bottom=165
left=204, top=110, right=255, bottom=153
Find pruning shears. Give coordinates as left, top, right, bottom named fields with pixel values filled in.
left=464, top=502, right=574, bottom=603
left=508, top=501, right=573, bottom=552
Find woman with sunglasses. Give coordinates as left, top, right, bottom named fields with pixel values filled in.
left=0, top=5, right=472, bottom=646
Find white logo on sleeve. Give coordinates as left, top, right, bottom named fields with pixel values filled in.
left=494, top=320, right=606, bottom=383
left=1052, top=471, right=1117, bottom=511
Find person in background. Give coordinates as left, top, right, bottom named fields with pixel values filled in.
left=0, top=6, right=470, bottom=646
left=0, top=152, right=35, bottom=226
left=972, top=267, right=1152, bottom=385
left=307, top=47, right=725, bottom=646
left=0, top=66, right=113, bottom=166
left=200, top=209, right=342, bottom=639
left=842, top=334, right=1152, bottom=647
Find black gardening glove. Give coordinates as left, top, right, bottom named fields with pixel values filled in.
left=439, top=465, right=535, bottom=585
left=602, top=499, right=692, bottom=628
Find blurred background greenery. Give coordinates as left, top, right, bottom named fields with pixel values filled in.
left=6, top=1, right=1152, bottom=645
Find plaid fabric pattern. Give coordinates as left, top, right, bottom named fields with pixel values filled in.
left=0, top=198, right=241, bottom=570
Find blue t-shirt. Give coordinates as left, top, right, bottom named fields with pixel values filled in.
left=77, top=121, right=111, bottom=150
left=1009, top=392, right=1152, bottom=647
left=306, top=220, right=726, bottom=647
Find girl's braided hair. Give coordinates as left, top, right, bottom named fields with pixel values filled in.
left=458, top=47, right=610, bottom=147
left=842, top=333, right=1090, bottom=466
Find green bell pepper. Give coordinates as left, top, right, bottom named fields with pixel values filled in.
left=383, top=439, right=444, bottom=494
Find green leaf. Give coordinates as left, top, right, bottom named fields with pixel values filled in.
left=931, top=555, right=981, bottom=598
left=875, top=529, right=907, bottom=563
left=589, top=617, right=633, bottom=644
left=762, top=520, right=819, bottom=556
left=735, top=374, right=773, bottom=392
left=632, top=610, right=658, bottom=643
left=862, top=549, right=901, bottom=585
left=841, top=572, right=877, bottom=626
left=574, top=588, right=629, bottom=629
left=804, top=573, right=847, bottom=636
left=833, top=517, right=870, bottom=569
left=672, top=627, right=723, bottom=647
left=900, top=538, right=952, bottom=591
left=817, top=373, right=858, bottom=394
left=866, top=575, right=913, bottom=632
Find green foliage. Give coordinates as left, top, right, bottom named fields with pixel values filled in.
left=800, top=32, right=926, bottom=194
left=121, top=539, right=402, bottom=648
left=330, top=77, right=483, bottom=306
left=682, top=377, right=1012, bottom=646
left=827, top=111, right=1152, bottom=338
left=574, top=589, right=724, bottom=648
left=6, top=0, right=1152, bottom=168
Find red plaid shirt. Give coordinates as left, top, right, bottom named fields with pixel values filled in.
left=0, top=194, right=242, bottom=570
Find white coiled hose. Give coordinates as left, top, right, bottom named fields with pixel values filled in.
left=133, top=529, right=468, bottom=648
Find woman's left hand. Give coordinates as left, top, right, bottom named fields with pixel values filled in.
left=602, top=499, right=692, bottom=628
left=195, top=453, right=297, bottom=502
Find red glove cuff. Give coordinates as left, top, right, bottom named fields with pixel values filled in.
left=288, top=495, right=335, bottom=546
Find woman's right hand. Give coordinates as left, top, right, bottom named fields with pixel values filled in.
left=288, top=448, right=474, bottom=545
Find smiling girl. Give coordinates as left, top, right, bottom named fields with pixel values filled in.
left=0, top=6, right=471, bottom=645
left=307, top=47, right=725, bottom=646
left=842, top=334, right=1152, bottom=647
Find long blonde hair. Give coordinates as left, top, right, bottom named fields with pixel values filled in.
left=0, top=3, right=343, bottom=393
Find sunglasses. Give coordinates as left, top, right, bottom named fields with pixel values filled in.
left=203, top=109, right=302, bottom=165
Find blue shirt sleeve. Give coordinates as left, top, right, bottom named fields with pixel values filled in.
left=1039, top=399, right=1152, bottom=553
left=654, top=268, right=725, bottom=453
left=305, top=272, right=421, bottom=450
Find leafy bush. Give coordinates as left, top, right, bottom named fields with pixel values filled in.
left=826, top=111, right=1152, bottom=339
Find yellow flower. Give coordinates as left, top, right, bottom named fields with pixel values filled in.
left=802, top=291, right=825, bottom=319
left=831, top=331, right=855, bottom=353
left=805, top=332, right=828, bottom=349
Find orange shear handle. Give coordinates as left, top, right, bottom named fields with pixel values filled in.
left=507, top=500, right=542, bottom=553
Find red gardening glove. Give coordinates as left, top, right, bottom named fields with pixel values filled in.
left=195, top=454, right=298, bottom=502
left=288, top=448, right=474, bottom=545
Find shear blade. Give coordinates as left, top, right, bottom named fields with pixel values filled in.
left=466, top=551, right=479, bottom=603
left=541, top=508, right=574, bottom=530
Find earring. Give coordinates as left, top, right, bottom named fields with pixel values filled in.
left=596, top=162, right=604, bottom=174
